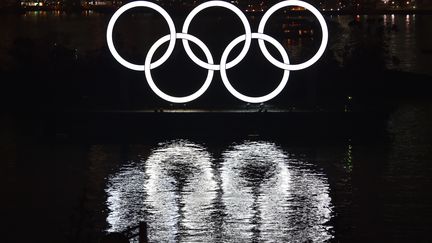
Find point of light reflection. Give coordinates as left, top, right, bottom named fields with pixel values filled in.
left=106, top=140, right=333, bottom=242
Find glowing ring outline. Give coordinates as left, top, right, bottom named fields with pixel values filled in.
left=220, top=33, right=290, bottom=103
left=144, top=33, right=215, bottom=103
left=106, top=1, right=176, bottom=71
left=106, top=0, right=329, bottom=103
left=257, top=0, right=328, bottom=71
left=182, top=0, right=252, bottom=71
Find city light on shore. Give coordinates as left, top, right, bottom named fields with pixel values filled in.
left=1, top=0, right=432, bottom=12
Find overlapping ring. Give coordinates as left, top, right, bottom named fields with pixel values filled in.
left=106, top=0, right=328, bottom=103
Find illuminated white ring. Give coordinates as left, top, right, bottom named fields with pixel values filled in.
left=220, top=33, right=290, bottom=103
left=106, top=1, right=176, bottom=71
left=144, top=33, right=214, bottom=103
left=257, top=0, right=328, bottom=71
left=182, top=0, right=252, bottom=71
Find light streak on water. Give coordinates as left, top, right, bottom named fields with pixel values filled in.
left=106, top=140, right=333, bottom=242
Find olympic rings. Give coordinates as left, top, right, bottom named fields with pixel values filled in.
left=106, top=1, right=176, bottom=71
left=181, top=1, right=252, bottom=71
left=220, top=33, right=290, bottom=104
left=106, top=0, right=329, bottom=103
left=257, top=0, right=329, bottom=71
left=145, top=33, right=215, bottom=103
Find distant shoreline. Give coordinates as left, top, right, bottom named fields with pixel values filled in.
left=1, top=6, right=432, bottom=15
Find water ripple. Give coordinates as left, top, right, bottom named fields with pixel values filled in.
left=106, top=140, right=333, bottom=242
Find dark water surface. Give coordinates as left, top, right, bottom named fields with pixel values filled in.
left=1, top=10, right=432, bottom=243
left=329, top=14, right=432, bottom=75
left=2, top=102, right=432, bottom=242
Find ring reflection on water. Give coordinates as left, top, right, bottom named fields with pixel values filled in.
left=107, top=140, right=217, bottom=242
left=221, top=141, right=333, bottom=242
left=106, top=140, right=333, bottom=242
